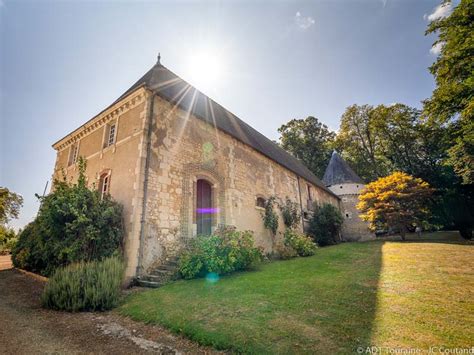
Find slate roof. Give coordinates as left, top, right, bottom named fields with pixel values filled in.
left=322, top=151, right=364, bottom=186
left=55, top=60, right=337, bottom=198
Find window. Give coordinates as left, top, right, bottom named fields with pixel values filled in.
left=256, top=197, right=266, bottom=208
left=345, top=212, right=352, bottom=219
left=99, top=172, right=111, bottom=199
left=68, top=143, right=79, bottom=166
left=307, top=185, right=313, bottom=201
left=105, top=123, right=116, bottom=147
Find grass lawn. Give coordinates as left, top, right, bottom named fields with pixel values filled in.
left=120, top=232, right=474, bottom=354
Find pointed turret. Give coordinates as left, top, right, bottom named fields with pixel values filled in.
left=322, top=151, right=364, bottom=186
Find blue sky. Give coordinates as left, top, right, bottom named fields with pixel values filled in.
left=1, top=0, right=447, bottom=229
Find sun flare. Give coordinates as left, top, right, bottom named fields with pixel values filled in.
left=184, top=50, right=224, bottom=93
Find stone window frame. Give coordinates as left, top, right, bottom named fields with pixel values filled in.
left=103, top=120, right=118, bottom=149
left=255, top=195, right=266, bottom=210
left=98, top=169, right=112, bottom=199
left=68, top=142, right=80, bottom=167
left=180, top=164, right=226, bottom=239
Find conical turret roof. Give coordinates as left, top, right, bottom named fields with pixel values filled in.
left=322, top=151, right=364, bottom=186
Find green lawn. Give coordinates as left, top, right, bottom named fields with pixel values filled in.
left=120, top=232, right=474, bottom=354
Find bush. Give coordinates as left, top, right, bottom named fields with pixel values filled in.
left=178, top=227, right=264, bottom=279
left=308, top=203, right=343, bottom=246
left=12, top=158, right=124, bottom=276
left=0, top=225, right=17, bottom=255
left=284, top=229, right=318, bottom=257
left=41, top=255, right=124, bottom=312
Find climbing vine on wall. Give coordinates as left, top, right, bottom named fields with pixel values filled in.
left=261, top=196, right=279, bottom=236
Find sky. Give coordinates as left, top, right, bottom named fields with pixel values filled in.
left=0, top=0, right=449, bottom=229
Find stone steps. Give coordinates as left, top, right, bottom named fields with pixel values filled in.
left=137, top=259, right=179, bottom=288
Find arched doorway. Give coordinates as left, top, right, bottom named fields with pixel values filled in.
left=196, top=179, right=213, bottom=235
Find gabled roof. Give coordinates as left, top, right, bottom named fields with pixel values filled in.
left=55, top=60, right=338, bottom=198
left=322, top=151, right=364, bottom=186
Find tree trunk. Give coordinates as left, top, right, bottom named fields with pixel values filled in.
left=400, top=226, right=406, bottom=241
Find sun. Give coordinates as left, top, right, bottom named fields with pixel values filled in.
left=184, top=50, right=224, bottom=94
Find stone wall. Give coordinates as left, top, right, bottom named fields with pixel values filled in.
left=52, top=88, right=150, bottom=280
left=140, top=94, right=339, bottom=272
left=328, top=183, right=373, bottom=241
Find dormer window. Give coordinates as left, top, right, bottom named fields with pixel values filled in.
left=68, top=143, right=79, bottom=166
left=104, top=122, right=117, bottom=148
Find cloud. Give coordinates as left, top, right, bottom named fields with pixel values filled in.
left=295, top=12, right=315, bottom=30
left=424, top=2, right=452, bottom=21
left=430, top=41, right=444, bottom=55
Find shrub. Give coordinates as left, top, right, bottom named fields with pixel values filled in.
left=178, top=227, right=263, bottom=279
left=41, top=255, right=124, bottom=312
left=273, top=243, right=298, bottom=260
left=279, top=197, right=301, bottom=229
left=0, top=225, right=17, bottom=255
left=284, top=229, right=318, bottom=257
left=308, top=203, right=343, bottom=246
left=12, top=158, right=124, bottom=276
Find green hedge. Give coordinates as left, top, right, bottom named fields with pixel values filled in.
left=41, top=255, right=124, bottom=312
left=308, top=203, right=344, bottom=246
left=178, top=227, right=264, bottom=279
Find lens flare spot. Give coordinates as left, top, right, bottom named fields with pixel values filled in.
left=206, top=272, right=220, bottom=283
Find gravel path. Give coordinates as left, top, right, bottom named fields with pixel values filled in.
left=0, top=268, right=219, bottom=354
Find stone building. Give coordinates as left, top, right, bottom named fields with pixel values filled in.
left=51, top=57, right=340, bottom=283
left=322, top=151, right=374, bottom=241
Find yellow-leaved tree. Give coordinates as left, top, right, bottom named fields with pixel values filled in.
left=357, top=172, right=433, bottom=240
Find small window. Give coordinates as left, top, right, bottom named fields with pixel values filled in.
left=307, top=185, right=313, bottom=201
left=68, top=144, right=79, bottom=166
left=256, top=197, right=266, bottom=208
left=105, top=123, right=116, bottom=147
left=340, top=185, right=343, bottom=189
left=99, top=172, right=111, bottom=199
left=345, top=212, right=352, bottom=219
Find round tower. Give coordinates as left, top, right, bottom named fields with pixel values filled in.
left=322, top=151, right=374, bottom=241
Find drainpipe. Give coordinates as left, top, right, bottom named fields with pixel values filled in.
left=137, top=91, right=156, bottom=276
left=296, top=176, right=305, bottom=232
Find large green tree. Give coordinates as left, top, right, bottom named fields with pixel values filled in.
left=278, top=116, right=335, bottom=178
left=0, top=187, right=23, bottom=225
left=424, top=0, right=474, bottom=184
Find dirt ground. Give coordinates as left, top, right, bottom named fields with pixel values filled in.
left=0, top=265, right=220, bottom=354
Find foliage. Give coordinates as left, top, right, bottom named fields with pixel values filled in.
left=178, top=227, right=264, bottom=279
left=278, top=116, right=335, bottom=177
left=283, top=229, right=318, bottom=257
left=261, top=196, right=279, bottom=236
left=357, top=172, right=434, bottom=240
left=334, top=104, right=390, bottom=181
left=308, top=203, right=343, bottom=246
left=279, top=197, right=300, bottom=229
left=12, top=157, right=124, bottom=276
left=0, top=187, right=23, bottom=225
left=41, top=255, right=124, bottom=312
left=273, top=243, right=298, bottom=260
left=424, top=0, right=474, bottom=184
left=0, top=225, right=17, bottom=255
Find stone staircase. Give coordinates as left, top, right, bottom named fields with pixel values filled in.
left=136, top=257, right=179, bottom=288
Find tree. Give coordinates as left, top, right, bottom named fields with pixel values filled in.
left=278, top=116, right=335, bottom=177
left=0, top=187, right=23, bottom=225
left=307, top=203, right=343, bottom=246
left=12, top=157, right=124, bottom=276
left=424, top=0, right=474, bottom=184
left=334, top=105, right=390, bottom=181
left=357, top=172, right=434, bottom=240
